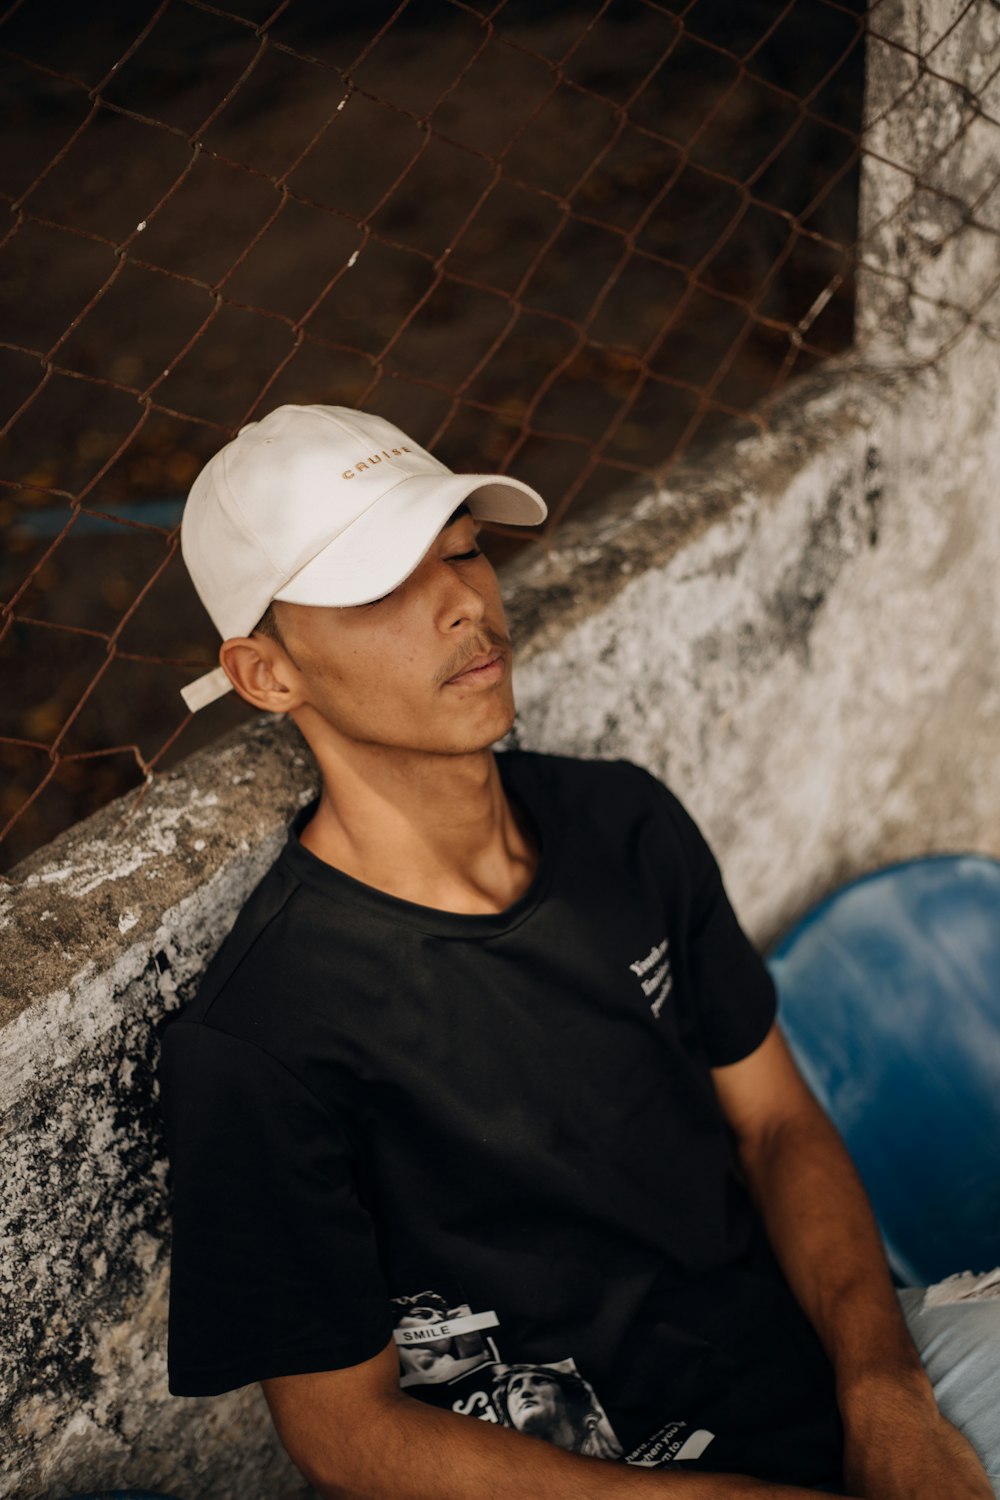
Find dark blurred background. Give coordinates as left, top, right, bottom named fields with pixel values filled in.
left=0, top=0, right=865, bottom=870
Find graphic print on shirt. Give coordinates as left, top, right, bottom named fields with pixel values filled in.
left=629, top=935, right=673, bottom=1017
left=625, top=1420, right=716, bottom=1467
left=391, top=1293, right=623, bottom=1460
left=486, top=1358, right=624, bottom=1460
left=390, top=1289, right=500, bottom=1387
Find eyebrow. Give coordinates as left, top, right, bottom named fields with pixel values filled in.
left=444, top=501, right=473, bottom=527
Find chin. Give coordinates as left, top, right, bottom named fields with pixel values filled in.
left=441, top=691, right=515, bottom=754
left=476, top=696, right=516, bottom=750
left=440, top=730, right=510, bottom=757
left=493, top=693, right=517, bottom=741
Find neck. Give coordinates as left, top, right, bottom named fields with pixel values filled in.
left=294, top=733, right=538, bottom=916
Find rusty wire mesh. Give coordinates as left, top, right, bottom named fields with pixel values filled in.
left=1, top=0, right=994, bottom=873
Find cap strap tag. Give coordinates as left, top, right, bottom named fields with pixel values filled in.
left=180, top=666, right=233, bottom=713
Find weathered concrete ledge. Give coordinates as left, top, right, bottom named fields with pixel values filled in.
left=1, top=720, right=319, bottom=1500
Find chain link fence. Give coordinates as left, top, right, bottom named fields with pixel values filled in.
left=2, top=0, right=994, bottom=873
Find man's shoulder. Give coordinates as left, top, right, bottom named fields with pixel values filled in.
left=501, top=748, right=705, bottom=863
left=178, top=838, right=306, bottom=1029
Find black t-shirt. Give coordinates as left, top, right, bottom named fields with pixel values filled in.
left=159, top=751, right=842, bottom=1486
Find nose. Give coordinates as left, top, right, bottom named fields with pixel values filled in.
left=433, top=557, right=488, bottom=633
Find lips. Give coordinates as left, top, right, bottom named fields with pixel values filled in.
left=445, top=649, right=505, bottom=685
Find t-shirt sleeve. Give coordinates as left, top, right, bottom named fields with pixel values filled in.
left=159, top=1017, right=394, bottom=1396
left=639, top=767, right=777, bottom=1067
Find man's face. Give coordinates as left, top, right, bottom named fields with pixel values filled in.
left=505, top=1371, right=565, bottom=1431
left=271, top=509, right=515, bottom=756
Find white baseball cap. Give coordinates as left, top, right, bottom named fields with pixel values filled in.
left=179, top=403, right=547, bottom=712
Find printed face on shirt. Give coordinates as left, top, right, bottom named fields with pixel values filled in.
left=396, top=1310, right=456, bottom=1369
left=493, top=1362, right=616, bottom=1456
left=398, top=1307, right=451, bottom=1337
left=506, top=1370, right=566, bottom=1429
left=398, top=1342, right=452, bottom=1376
left=391, top=1294, right=499, bottom=1387
left=263, top=507, right=515, bottom=756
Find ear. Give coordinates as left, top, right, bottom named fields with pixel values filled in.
left=218, top=634, right=303, bottom=714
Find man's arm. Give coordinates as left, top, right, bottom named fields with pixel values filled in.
left=262, top=1340, right=832, bottom=1500
left=711, top=1021, right=992, bottom=1500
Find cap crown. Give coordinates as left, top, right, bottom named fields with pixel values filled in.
left=180, top=404, right=450, bottom=640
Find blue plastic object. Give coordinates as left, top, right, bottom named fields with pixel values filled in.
left=767, top=854, right=1000, bottom=1288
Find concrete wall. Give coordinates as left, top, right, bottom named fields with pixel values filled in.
left=3, top=4, right=999, bottom=1496
left=506, top=349, right=1000, bottom=948
left=1, top=724, right=319, bottom=1500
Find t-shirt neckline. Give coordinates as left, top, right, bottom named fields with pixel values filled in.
left=280, top=749, right=555, bottom=938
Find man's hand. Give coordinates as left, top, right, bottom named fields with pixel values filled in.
left=840, top=1374, right=993, bottom=1500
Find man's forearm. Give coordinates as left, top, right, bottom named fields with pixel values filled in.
left=275, top=1383, right=830, bottom=1500
left=736, top=1105, right=924, bottom=1396
left=733, top=1089, right=993, bottom=1499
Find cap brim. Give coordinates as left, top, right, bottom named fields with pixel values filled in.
left=273, top=472, right=546, bottom=609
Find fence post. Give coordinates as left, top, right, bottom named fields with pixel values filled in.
left=856, top=0, right=1000, bottom=358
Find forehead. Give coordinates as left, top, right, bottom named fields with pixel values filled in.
left=443, top=500, right=473, bottom=528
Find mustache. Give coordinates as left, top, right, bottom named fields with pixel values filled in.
left=436, top=625, right=511, bottom=685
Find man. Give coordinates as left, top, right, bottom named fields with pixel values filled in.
left=160, top=403, right=996, bottom=1499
